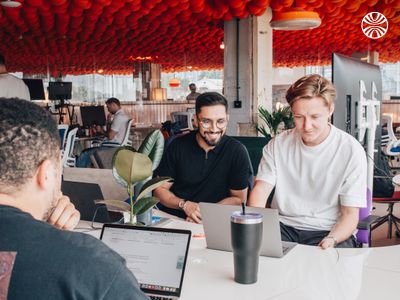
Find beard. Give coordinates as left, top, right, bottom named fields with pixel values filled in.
left=199, top=129, right=224, bottom=146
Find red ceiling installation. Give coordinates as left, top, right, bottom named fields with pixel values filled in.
left=0, top=0, right=399, bottom=75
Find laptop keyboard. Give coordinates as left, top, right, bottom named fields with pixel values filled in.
left=148, top=296, right=174, bottom=300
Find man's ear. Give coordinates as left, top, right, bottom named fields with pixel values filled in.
left=329, top=104, right=335, bottom=116
left=36, top=160, right=52, bottom=190
left=227, top=114, right=230, bottom=122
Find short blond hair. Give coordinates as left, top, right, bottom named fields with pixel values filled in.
left=286, top=74, right=336, bottom=108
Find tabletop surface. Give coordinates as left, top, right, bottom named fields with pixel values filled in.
left=76, top=213, right=400, bottom=300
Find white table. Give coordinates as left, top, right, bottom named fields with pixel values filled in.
left=76, top=217, right=400, bottom=300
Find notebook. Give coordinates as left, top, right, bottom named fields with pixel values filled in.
left=199, top=202, right=296, bottom=258
left=100, top=224, right=191, bottom=299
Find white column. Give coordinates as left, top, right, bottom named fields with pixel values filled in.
left=223, top=9, right=273, bottom=136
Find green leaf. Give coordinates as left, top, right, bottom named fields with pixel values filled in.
left=112, top=146, right=153, bottom=187
left=136, top=176, right=173, bottom=200
left=138, top=130, right=165, bottom=171
left=96, top=200, right=130, bottom=212
left=132, top=196, right=159, bottom=215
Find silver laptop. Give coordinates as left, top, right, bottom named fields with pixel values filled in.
left=200, top=203, right=296, bottom=258
left=100, top=224, right=191, bottom=299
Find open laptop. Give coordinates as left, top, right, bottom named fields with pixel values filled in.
left=61, top=180, right=110, bottom=223
left=100, top=224, right=191, bottom=299
left=200, top=203, right=296, bottom=258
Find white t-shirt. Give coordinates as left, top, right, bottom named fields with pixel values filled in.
left=257, top=125, right=367, bottom=231
left=108, top=109, right=130, bottom=144
left=0, top=73, right=30, bottom=100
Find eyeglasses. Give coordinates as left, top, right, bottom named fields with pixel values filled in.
left=197, top=117, right=228, bottom=130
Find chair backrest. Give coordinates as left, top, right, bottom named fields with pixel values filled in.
left=171, top=111, right=194, bottom=130
left=61, top=127, right=78, bottom=167
left=58, top=124, right=69, bottom=150
left=120, top=119, right=133, bottom=146
left=381, top=114, right=396, bottom=147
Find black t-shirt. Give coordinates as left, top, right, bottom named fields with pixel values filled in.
left=154, top=131, right=252, bottom=218
left=0, top=205, right=148, bottom=300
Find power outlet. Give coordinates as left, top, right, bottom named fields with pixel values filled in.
left=234, top=100, right=242, bottom=108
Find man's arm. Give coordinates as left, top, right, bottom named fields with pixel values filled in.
left=218, top=188, right=248, bottom=205
left=153, top=182, right=202, bottom=223
left=319, top=205, right=359, bottom=249
left=247, top=180, right=275, bottom=207
left=107, top=128, right=117, bottom=140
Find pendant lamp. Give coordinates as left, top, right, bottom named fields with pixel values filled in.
left=270, top=8, right=321, bottom=30
left=0, top=0, right=21, bottom=7
left=169, top=78, right=180, bottom=88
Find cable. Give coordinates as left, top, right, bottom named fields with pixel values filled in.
left=365, top=151, right=400, bottom=187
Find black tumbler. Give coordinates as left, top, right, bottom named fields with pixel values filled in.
left=231, top=211, right=263, bottom=284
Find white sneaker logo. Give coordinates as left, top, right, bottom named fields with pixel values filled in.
left=361, top=12, right=388, bottom=39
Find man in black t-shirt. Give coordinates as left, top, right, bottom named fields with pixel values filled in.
left=0, top=98, right=148, bottom=300
left=154, top=92, right=252, bottom=222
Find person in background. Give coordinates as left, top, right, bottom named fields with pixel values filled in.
left=76, top=97, right=131, bottom=167
left=186, top=83, right=201, bottom=100
left=95, top=97, right=130, bottom=144
left=154, top=92, right=252, bottom=223
left=0, top=98, right=148, bottom=299
left=0, top=53, right=30, bottom=100
left=248, top=74, right=367, bottom=249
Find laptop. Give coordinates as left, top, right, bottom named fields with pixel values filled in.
left=200, top=203, right=296, bottom=258
left=61, top=180, right=111, bottom=223
left=100, top=224, right=191, bottom=299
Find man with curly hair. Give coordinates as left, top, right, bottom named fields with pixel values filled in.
left=0, top=98, right=147, bottom=299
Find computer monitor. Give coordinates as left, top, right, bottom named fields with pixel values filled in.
left=332, top=53, right=382, bottom=146
left=22, top=79, right=45, bottom=100
left=80, top=106, right=106, bottom=127
left=48, top=81, right=72, bottom=101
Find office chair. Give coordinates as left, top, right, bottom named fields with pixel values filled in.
left=381, top=114, right=400, bottom=167
left=61, top=127, right=78, bottom=167
left=171, top=111, right=194, bottom=131
left=57, top=124, right=69, bottom=150
left=370, top=190, right=400, bottom=239
left=100, top=119, right=133, bottom=147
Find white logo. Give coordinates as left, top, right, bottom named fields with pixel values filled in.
left=361, top=12, right=388, bottom=39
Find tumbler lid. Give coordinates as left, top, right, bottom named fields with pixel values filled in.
left=231, top=211, right=263, bottom=224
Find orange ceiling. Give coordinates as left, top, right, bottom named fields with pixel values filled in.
left=0, top=0, right=399, bottom=75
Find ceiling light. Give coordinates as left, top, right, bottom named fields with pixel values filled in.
left=168, top=78, right=180, bottom=88
left=0, top=0, right=22, bottom=8
left=270, top=8, right=321, bottom=30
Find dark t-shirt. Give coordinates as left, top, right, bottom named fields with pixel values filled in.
left=0, top=205, right=148, bottom=300
left=154, top=131, right=252, bottom=218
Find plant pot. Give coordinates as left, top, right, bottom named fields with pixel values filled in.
left=137, top=208, right=153, bottom=226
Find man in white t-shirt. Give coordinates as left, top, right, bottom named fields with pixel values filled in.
left=102, top=97, right=130, bottom=144
left=76, top=97, right=131, bottom=168
left=248, top=74, right=367, bottom=249
left=0, top=54, right=30, bottom=100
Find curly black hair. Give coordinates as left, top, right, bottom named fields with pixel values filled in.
left=195, top=92, right=228, bottom=114
left=0, top=98, right=60, bottom=193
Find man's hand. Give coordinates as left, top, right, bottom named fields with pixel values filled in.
left=183, top=201, right=202, bottom=224
left=318, top=236, right=337, bottom=249
left=47, top=195, right=80, bottom=230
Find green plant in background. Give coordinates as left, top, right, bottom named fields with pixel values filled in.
left=98, top=130, right=170, bottom=224
left=256, top=106, right=294, bottom=139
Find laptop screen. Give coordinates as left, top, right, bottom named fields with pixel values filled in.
left=100, top=224, right=191, bottom=297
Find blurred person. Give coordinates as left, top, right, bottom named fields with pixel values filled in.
left=186, top=83, right=201, bottom=100
left=0, top=53, right=30, bottom=100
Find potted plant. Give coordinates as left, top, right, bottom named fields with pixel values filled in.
left=256, top=105, right=294, bottom=139
left=98, top=130, right=170, bottom=224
